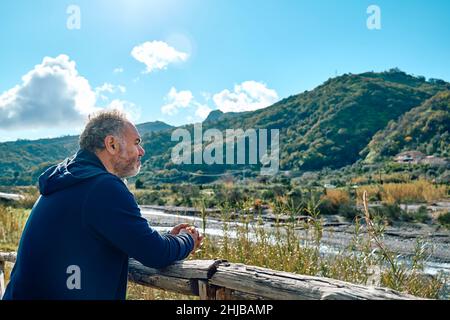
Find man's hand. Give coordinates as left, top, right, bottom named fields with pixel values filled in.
left=169, top=223, right=191, bottom=236
left=179, top=226, right=204, bottom=254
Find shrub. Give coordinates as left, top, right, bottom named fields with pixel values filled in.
left=338, top=203, right=361, bottom=221
left=370, top=204, right=404, bottom=222
left=0, top=206, right=30, bottom=250
left=317, top=197, right=336, bottom=215
left=411, top=205, right=430, bottom=224
left=370, top=203, right=431, bottom=224
left=437, top=211, right=450, bottom=228
left=133, top=190, right=163, bottom=205
left=319, top=189, right=359, bottom=218
left=324, top=189, right=350, bottom=207
left=135, top=179, right=145, bottom=189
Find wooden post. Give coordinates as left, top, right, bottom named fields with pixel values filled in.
left=198, top=280, right=209, bottom=300
left=198, top=280, right=219, bottom=300
left=215, top=287, right=233, bottom=300
left=0, top=261, right=6, bottom=299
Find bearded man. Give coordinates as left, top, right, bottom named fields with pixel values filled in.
left=3, top=110, right=202, bottom=300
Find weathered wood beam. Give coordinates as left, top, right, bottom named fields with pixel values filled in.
left=209, top=263, right=422, bottom=300
left=0, top=253, right=424, bottom=300
left=0, top=252, right=17, bottom=263
left=0, top=192, right=23, bottom=201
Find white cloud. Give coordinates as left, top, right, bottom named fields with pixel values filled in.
left=201, top=91, right=212, bottom=102
left=195, top=103, right=212, bottom=120
left=113, top=67, right=124, bottom=74
left=0, top=55, right=140, bottom=131
left=161, top=87, right=193, bottom=115
left=0, top=54, right=97, bottom=129
left=213, top=81, right=279, bottom=113
left=160, top=81, right=276, bottom=122
left=106, top=99, right=141, bottom=123
left=131, top=41, right=188, bottom=74
left=95, top=83, right=126, bottom=101
left=160, top=87, right=212, bottom=121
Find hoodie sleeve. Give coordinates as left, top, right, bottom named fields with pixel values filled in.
left=82, top=175, right=194, bottom=269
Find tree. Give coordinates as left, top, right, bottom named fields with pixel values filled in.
left=135, top=179, right=145, bottom=189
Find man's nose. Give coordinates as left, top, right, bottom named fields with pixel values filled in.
left=138, top=145, right=145, bottom=157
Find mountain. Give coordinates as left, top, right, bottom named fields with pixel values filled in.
left=0, top=121, right=173, bottom=185
left=362, top=90, right=450, bottom=163
left=137, top=121, right=173, bottom=135
left=204, top=110, right=224, bottom=122
left=203, top=110, right=242, bottom=123
left=139, top=69, right=449, bottom=181
left=1, top=69, right=449, bottom=185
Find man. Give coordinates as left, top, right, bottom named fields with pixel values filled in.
left=3, top=110, right=203, bottom=300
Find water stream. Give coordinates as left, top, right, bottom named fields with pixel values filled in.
left=141, top=208, right=450, bottom=278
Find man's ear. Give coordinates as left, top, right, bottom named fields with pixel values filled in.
left=104, top=135, right=119, bottom=155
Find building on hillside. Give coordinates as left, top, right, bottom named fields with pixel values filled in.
left=393, top=151, right=448, bottom=166
left=419, top=155, right=448, bottom=166
left=393, top=151, right=426, bottom=164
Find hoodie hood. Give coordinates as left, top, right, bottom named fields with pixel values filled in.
left=39, top=149, right=110, bottom=196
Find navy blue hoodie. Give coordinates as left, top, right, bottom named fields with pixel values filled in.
left=3, top=149, right=194, bottom=300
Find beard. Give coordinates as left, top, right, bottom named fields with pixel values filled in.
left=113, top=151, right=141, bottom=178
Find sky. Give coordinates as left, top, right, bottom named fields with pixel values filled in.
left=0, top=0, right=449, bottom=142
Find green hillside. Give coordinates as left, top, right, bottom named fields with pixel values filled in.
left=0, top=121, right=173, bottom=185
left=363, top=90, right=450, bottom=162
left=1, top=69, right=448, bottom=186
left=139, top=69, right=449, bottom=182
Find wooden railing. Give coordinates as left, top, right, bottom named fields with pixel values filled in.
left=0, top=252, right=422, bottom=300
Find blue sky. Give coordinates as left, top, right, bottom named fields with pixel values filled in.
left=0, top=0, right=449, bottom=142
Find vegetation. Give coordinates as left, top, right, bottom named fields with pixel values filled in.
left=0, top=69, right=449, bottom=299
left=438, top=211, right=450, bottom=229
left=1, top=183, right=448, bottom=299
left=363, top=91, right=450, bottom=162
left=127, top=193, right=447, bottom=299
left=1, top=70, right=449, bottom=186
left=0, top=121, right=173, bottom=185
left=137, top=69, right=449, bottom=180
left=355, top=179, right=448, bottom=205
left=0, top=206, right=30, bottom=251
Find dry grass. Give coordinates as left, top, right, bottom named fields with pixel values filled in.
left=126, top=282, right=196, bottom=300
left=322, top=189, right=350, bottom=206
left=0, top=195, right=447, bottom=300
left=0, top=206, right=30, bottom=251
left=351, top=173, right=412, bottom=185
left=190, top=202, right=446, bottom=299
left=356, top=180, right=448, bottom=205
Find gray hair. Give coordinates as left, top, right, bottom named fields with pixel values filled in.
left=79, top=109, right=129, bottom=153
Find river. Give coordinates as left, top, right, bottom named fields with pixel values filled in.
left=141, top=207, right=450, bottom=278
